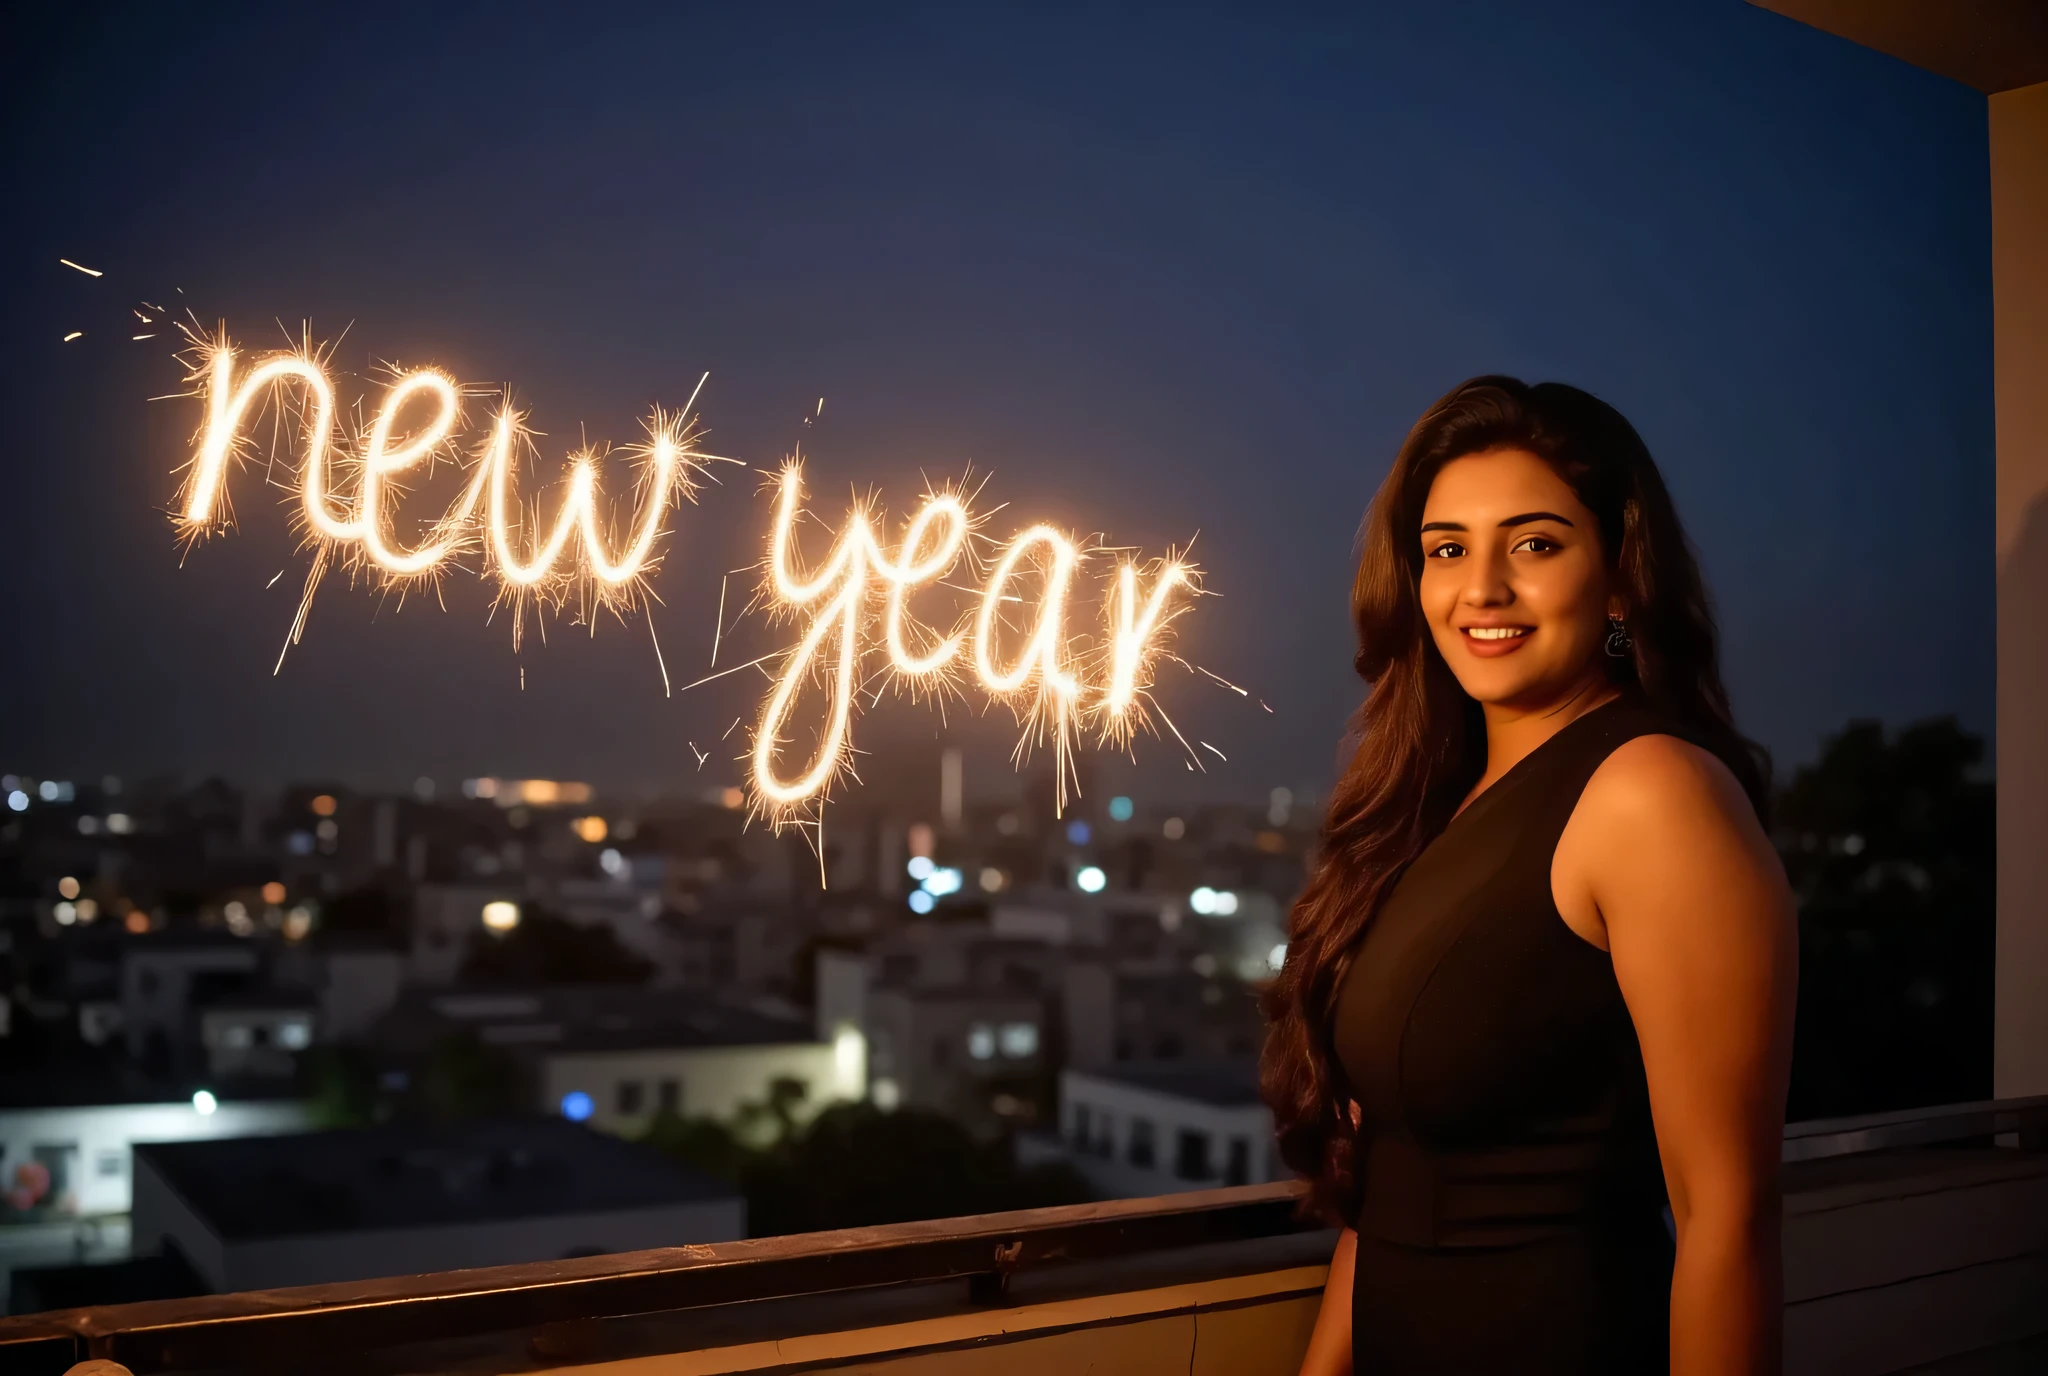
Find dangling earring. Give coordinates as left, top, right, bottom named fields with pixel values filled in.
left=1605, top=614, right=1633, bottom=659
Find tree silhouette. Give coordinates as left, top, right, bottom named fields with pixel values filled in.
left=1777, top=717, right=1994, bottom=1119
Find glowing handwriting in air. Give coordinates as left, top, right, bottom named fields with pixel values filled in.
left=171, top=325, right=1202, bottom=818
left=750, top=463, right=1198, bottom=819
left=176, top=331, right=717, bottom=617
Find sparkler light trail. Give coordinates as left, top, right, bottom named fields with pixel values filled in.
left=170, top=322, right=1208, bottom=821
left=174, top=324, right=725, bottom=659
left=747, top=461, right=1201, bottom=823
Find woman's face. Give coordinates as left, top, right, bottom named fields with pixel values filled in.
left=1416, top=447, right=1617, bottom=711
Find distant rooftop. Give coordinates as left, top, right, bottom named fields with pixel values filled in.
left=135, top=1116, right=735, bottom=1241
left=1074, top=1057, right=1264, bottom=1108
left=402, top=985, right=818, bottom=1055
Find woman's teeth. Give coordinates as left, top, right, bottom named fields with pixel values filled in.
left=1466, top=627, right=1528, bottom=640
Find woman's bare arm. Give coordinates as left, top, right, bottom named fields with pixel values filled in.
left=1557, top=735, right=1797, bottom=1375
left=1296, top=1226, right=1356, bottom=1376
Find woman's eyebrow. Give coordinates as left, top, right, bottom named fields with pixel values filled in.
left=1499, top=510, right=1575, bottom=527
left=1419, top=520, right=1466, bottom=533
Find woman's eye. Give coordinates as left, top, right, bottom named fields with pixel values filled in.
left=1513, top=535, right=1558, bottom=554
left=1425, top=542, right=1464, bottom=559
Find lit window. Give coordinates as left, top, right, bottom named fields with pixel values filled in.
left=967, top=1024, right=996, bottom=1060
left=998, top=1022, right=1039, bottom=1058
left=1213, top=890, right=1239, bottom=916
left=481, top=901, right=521, bottom=933
left=107, top=812, right=132, bottom=833
left=276, top=1020, right=312, bottom=1050
left=572, top=815, right=608, bottom=844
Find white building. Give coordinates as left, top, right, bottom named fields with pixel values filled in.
left=1034, top=1060, right=1284, bottom=1198
left=0, top=1097, right=309, bottom=1220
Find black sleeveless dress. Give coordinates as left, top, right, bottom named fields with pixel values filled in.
left=1333, top=700, right=1677, bottom=1372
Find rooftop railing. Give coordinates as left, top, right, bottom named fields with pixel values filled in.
left=4, top=1094, right=2044, bottom=1376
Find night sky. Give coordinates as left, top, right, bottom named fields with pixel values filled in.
left=0, top=1, right=1994, bottom=809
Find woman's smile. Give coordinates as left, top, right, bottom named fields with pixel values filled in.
left=1460, top=624, right=1532, bottom=656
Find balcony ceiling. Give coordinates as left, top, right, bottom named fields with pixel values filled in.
left=1750, top=0, right=2048, bottom=93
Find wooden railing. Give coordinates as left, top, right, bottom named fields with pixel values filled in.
left=4, top=1095, right=2044, bottom=1376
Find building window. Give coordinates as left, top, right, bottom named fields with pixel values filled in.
left=1226, top=1136, right=1251, bottom=1186
left=1095, top=1112, right=1115, bottom=1157
left=1175, top=1129, right=1212, bottom=1182
left=1129, top=1118, right=1157, bottom=1169
left=966, top=1024, right=996, bottom=1060
left=1072, top=1103, right=1092, bottom=1146
left=96, top=1151, right=126, bottom=1179
left=998, top=1022, right=1038, bottom=1058
left=658, top=1078, right=681, bottom=1114
left=617, top=1079, right=645, bottom=1115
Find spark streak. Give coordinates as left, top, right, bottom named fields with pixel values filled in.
left=60, top=259, right=102, bottom=277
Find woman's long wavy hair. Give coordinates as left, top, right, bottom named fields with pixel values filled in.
left=1259, top=376, right=1769, bottom=1224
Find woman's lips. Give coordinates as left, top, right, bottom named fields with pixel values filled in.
left=1458, top=625, right=1532, bottom=658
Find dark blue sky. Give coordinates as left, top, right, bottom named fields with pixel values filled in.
left=0, top=1, right=1993, bottom=807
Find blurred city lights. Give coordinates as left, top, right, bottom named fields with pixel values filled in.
left=907, top=890, right=936, bottom=915
left=1268, top=942, right=1288, bottom=972
left=57, top=876, right=80, bottom=900
left=53, top=901, right=76, bottom=926
left=191, top=1089, right=218, bottom=1115
left=978, top=867, right=1005, bottom=892
left=906, top=855, right=936, bottom=881
left=1066, top=820, right=1092, bottom=845
left=7, top=791, right=27, bottom=812
left=1162, top=816, right=1185, bottom=840
left=560, top=1090, right=594, bottom=1122
left=310, top=794, right=337, bottom=817
left=1075, top=865, right=1107, bottom=894
left=1190, top=886, right=1218, bottom=915
left=571, top=815, right=608, bottom=844
left=481, top=900, right=521, bottom=934
left=599, top=848, right=629, bottom=879
left=923, top=867, right=963, bottom=897
left=107, top=812, right=132, bottom=833
left=261, top=881, right=286, bottom=905
left=1108, top=795, right=1134, bottom=822
left=1213, top=889, right=1240, bottom=916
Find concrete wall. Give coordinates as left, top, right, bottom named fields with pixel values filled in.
left=539, top=1042, right=853, bottom=1134
left=212, top=1198, right=746, bottom=1292
left=1995, top=80, right=2048, bottom=1100
left=0, top=1100, right=308, bottom=1217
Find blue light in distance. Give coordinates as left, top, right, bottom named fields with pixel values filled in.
left=1066, top=820, right=1092, bottom=845
left=1108, top=796, right=1134, bottom=822
left=1075, top=865, right=1107, bottom=894
left=906, top=855, right=935, bottom=881
left=923, top=867, right=963, bottom=897
left=907, top=889, right=936, bottom=915
left=560, top=1090, right=595, bottom=1122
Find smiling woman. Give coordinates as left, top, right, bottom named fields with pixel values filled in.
left=1265, top=377, right=1797, bottom=1374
